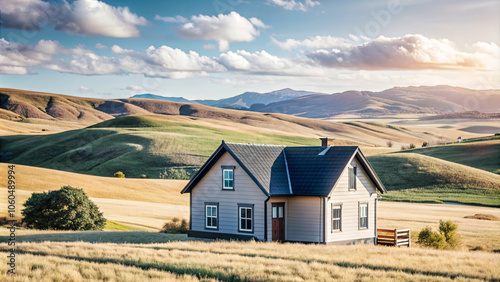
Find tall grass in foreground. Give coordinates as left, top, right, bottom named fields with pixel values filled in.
left=1, top=241, right=498, bottom=281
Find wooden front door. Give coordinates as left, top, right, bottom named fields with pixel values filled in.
left=272, top=203, right=285, bottom=241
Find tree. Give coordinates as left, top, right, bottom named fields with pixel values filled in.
left=22, top=186, right=106, bottom=230
left=409, top=143, right=416, bottom=149
left=114, top=171, right=125, bottom=178
left=422, top=141, right=428, bottom=147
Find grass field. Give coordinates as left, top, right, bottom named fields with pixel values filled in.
left=368, top=153, right=500, bottom=207
left=1, top=239, right=499, bottom=281
left=400, top=135, right=500, bottom=173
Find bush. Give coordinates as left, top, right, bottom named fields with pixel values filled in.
left=418, top=227, right=447, bottom=249
left=141, top=174, right=147, bottom=178
left=386, top=141, right=393, bottom=148
left=422, top=141, right=428, bottom=147
left=494, top=132, right=500, bottom=136
left=21, top=186, right=106, bottom=230
left=400, top=145, right=408, bottom=151
left=409, top=143, right=416, bottom=149
left=160, top=217, right=188, bottom=234
left=114, top=171, right=125, bottom=178
left=159, top=168, right=192, bottom=180
left=417, top=220, right=460, bottom=249
left=439, top=220, right=460, bottom=247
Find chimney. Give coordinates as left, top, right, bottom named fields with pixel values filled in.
left=320, top=137, right=335, bottom=147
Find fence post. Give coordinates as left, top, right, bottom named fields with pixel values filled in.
left=394, top=229, right=397, bottom=246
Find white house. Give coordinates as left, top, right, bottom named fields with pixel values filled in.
left=180, top=138, right=387, bottom=244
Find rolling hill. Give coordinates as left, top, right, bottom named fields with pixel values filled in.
left=398, top=136, right=500, bottom=173
left=258, top=85, right=500, bottom=118
left=368, top=153, right=500, bottom=206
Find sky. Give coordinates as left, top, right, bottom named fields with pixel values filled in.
left=0, top=0, right=498, bottom=100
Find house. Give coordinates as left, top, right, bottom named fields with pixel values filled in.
left=180, top=138, right=387, bottom=244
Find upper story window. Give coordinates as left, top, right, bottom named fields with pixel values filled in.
left=222, top=166, right=235, bottom=190
left=348, top=166, right=357, bottom=191
left=359, top=203, right=368, bottom=229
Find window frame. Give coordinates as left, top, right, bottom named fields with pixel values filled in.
left=348, top=166, right=357, bottom=191
left=331, top=204, right=342, bottom=232
left=237, top=203, right=254, bottom=233
left=358, top=202, right=368, bottom=230
left=221, top=166, right=235, bottom=190
left=204, top=202, right=219, bottom=230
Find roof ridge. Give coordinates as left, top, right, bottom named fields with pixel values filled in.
left=225, top=142, right=286, bottom=147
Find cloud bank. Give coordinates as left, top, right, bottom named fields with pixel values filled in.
left=1, top=0, right=149, bottom=37
left=307, top=34, right=499, bottom=70
left=269, top=0, right=320, bottom=11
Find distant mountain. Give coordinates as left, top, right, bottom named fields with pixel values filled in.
left=130, top=93, right=195, bottom=104
left=257, top=86, right=500, bottom=118
left=195, top=88, right=325, bottom=109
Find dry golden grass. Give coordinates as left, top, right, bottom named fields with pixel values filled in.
left=378, top=201, right=500, bottom=251
left=1, top=241, right=498, bottom=281
left=0, top=250, right=204, bottom=281
left=0, top=164, right=189, bottom=205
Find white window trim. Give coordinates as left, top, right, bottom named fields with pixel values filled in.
left=331, top=204, right=342, bottom=232
left=222, top=168, right=234, bottom=190
left=238, top=206, right=253, bottom=232
left=205, top=204, right=218, bottom=229
left=359, top=203, right=368, bottom=229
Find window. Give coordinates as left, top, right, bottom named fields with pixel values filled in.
left=348, top=166, right=357, bottom=190
left=332, top=205, right=342, bottom=231
left=222, top=166, right=235, bottom=190
left=359, top=203, right=368, bottom=229
left=205, top=203, right=218, bottom=229
left=238, top=204, right=253, bottom=232
left=272, top=205, right=284, bottom=219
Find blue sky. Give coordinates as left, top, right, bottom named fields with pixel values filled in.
left=0, top=0, right=498, bottom=99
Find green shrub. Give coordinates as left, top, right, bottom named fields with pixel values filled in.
left=439, top=220, right=460, bottom=247
left=22, top=186, right=106, bottom=230
left=160, top=217, right=188, bottom=234
left=159, top=168, right=192, bottom=180
left=113, top=171, right=125, bottom=178
left=409, top=143, right=416, bottom=149
left=417, top=220, right=460, bottom=249
left=422, top=141, right=428, bottom=147
left=494, top=169, right=500, bottom=175
left=141, top=174, right=147, bottom=178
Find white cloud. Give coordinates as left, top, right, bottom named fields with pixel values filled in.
left=307, top=34, right=500, bottom=70
left=154, top=15, right=188, bottom=23
left=177, top=12, right=267, bottom=51
left=126, top=84, right=158, bottom=92
left=95, top=43, right=107, bottom=49
left=203, top=44, right=217, bottom=50
left=269, top=0, right=320, bottom=11
left=219, top=50, right=325, bottom=76
left=0, top=65, right=29, bottom=75
left=272, top=36, right=352, bottom=50
left=78, top=86, right=92, bottom=91
left=1, top=0, right=149, bottom=37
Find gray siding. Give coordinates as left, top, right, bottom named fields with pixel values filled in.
left=191, top=152, right=267, bottom=240
left=326, top=157, right=378, bottom=243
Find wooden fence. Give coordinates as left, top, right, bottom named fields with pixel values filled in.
left=377, top=229, right=410, bottom=247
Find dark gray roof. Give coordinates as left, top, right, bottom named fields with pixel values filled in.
left=225, top=143, right=290, bottom=195
left=181, top=141, right=386, bottom=196
left=285, top=146, right=358, bottom=196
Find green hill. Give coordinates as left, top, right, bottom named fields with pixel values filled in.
left=0, top=115, right=319, bottom=178
left=368, top=153, right=500, bottom=206
left=399, top=136, right=500, bottom=173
